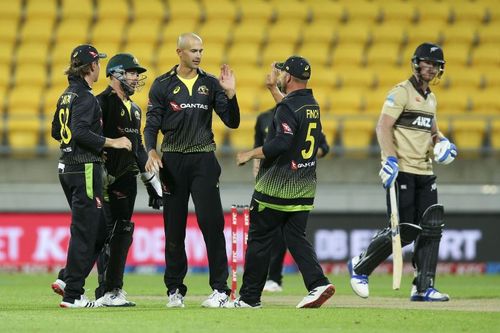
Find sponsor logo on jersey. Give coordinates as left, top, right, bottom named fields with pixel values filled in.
left=180, top=103, right=209, bottom=110
left=95, top=197, right=102, bottom=209
left=411, top=116, right=432, bottom=128
left=384, top=94, right=395, bottom=107
left=291, top=160, right=298, bottom=170
left=134, top=110, right=140, bottom=120
left=173, top=86, right=180, bottom=94
left=198, top=85, right=209, bottom=95
left=297, top=161, right=316, bottom=168
left=121, top=110, right=125, bottom=117
left=281, top=122, right=293, bottom=135
left=169, top=101, right=182, bottom=112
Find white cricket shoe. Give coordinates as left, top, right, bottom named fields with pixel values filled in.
left=60, top=295, right=102, bottom=308
left=263, top=280, right=283, bottom=292
left=51, top=279, right=65, bottom=296
left=166, top=289, right=185, bottom=308
left=201, top=290, right=229, bottom=308
left=347, top=256, right=369, bottom=298
left=296, top=284, right=335, bottom=308
left=224, top=298, right=262, bottom=308
left=410, top=285, right=450, bottom=302
left=97, top=289, right=136, bottom=307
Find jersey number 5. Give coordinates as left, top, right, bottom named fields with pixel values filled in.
left=301, top=122, right=317, bottom=159
left=58, top=107, right=72, bottom=144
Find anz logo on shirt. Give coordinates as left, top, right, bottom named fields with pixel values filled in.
left=411, top=116, right=432, bottom=129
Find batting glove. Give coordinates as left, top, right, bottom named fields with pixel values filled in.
left=379, top=156, right=399, bottom=189
left=141, top=172, right=163, bottom=210
left=433, top=138, right=457, bottom=165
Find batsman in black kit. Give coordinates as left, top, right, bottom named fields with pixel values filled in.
left=50, top=44, right=132, bottom=308
left=231, top=56, right=334, bottom=308
left=93, top=53, right=163, bottom=306
left=144, top=33, right=239, bottom=308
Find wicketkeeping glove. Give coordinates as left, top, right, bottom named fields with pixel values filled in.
left=141, top=172, right=163, bottom=210
left=379, top=156, right=399, bottom=189
left=433, top=138, right=457, bottom=165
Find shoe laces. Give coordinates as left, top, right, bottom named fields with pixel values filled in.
left=169, top=289, right=183, bottom=301
left=353, top=274, right=369, bottom=284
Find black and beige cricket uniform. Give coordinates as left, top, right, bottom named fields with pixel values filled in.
left=239, top=89, right=330, bottom=305
left=254, top=108, right=330, bottom=287
left=381, top=76, right=438, bottom=224
left=144, top=66, right=240, bottom=296
left=95, top=86, right=149, bottom=294
left=51, top=75, right=107, bottom=303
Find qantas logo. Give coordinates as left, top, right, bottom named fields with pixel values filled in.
left=291, top=160, right=298, bottom=170
left=281, top=122, right=293, bottom=135
left=180, top=103, right=209, bottom=110
left=169, top=101, right=182, bottom=112
left=412, top=116, right=432, bottom=128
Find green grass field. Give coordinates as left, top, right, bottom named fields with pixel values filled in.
left=1, top=272, right=499, bottom=332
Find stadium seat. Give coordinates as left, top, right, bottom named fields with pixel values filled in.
left=167, top=0, right=202, bottom=21
left=236, top=0, right=275, bottom=25
left=343, top=1, right=381, bottom=24
left=470, top=43, right=500, bottom=67
left=226, top=42, right=261, bottom=67
left=19, top=18, right=55, bottom=45
left=321, top=118, right=339, bottom=150
left=212, top=116, right=228, bottom=150
left=415, top=2, right=451, bottom=23
left=452, top=118, right=486, bottom=152
left=7, top=86, right=43, bottom=116
left=160, top=19, right=200, bottom=45
left=436, top=89, right=471, bottom=115
left=1, top=0, right=23, bottom=22
left=335, top=23, right=371, bottom=47
left=441, top=44, right=471, bottom=67
left=340, top=118, right=376, bottom=155
left=477, top=23, right=500, bottom=44
left=370, top=24, right=407, bottom=45
left=228, top=118, right=254, bottom=150
left=42, top=86, right=64, bottom=116
left=403, top=22, right=443, bottom=46
left=230, top=22, right=267, bottom=45
left=437, top=117, right=451, bottom=138
left=273, top=1, right=310, bottom=23
left=90, top=19, right=127, bottom=53
left=329, top=89, right=364, bottom=116
left=482, top=68, right=500, bottom=89
left=373, top=65, right=409, bottom=91
left=312, top=88, right=331, bottom=113
left=197, top=20, right=233, bottom=45
left=336, top=67, right=376, bottom=90
left=25, top=0, right=58, bottom=21
left=199, top=0, right=237, bottom=23
left=60, top=0, right=95, bottom=21
left=365, top=43, right=401, bottom=67
left=307, top=68, right=336, bottom=89
left=54, top=18, right=91, bottom=44
left=443, top=66, right=482, bottom=90
left=0, top=18, right=19, bottom=44
left=300, top=21, right=336, bottom=45
left=261, top=42, right=296, bottom=68
left=233, top=65, right=266, bottom=89
left=0, top=42, right=15, bottom=67
left=234, top=87, right=260, bottom=113
left=13, top=63, right=47, bottom=88
left=470, top=90, right=500, bottom=115
left=331, top=43, right=364, bottom=67
left=307, top=0, right=344, bottom=24
left=450, top=2, right=487, bottom=24
left=130, top=0, right=165, bottom=21
left=96, top=0, right=130, bottom=21
left=48, top=61, right=71, bottom=89
left=364, top=89, right=391, bottom=114
left=379, top=1, right=418, bottom=24
left=440, top=23, right=478, bottom=46
left=129, top=18, right=163, bottom=45
left=490, top=119, right=500, bottom=151
left=297, top=41, right=332, bottom=68
left=15, top=42, right=49, bottom=66
left=0, top=64, right=11, bottom=91
left=265, top=20, right=303, bottom=45
left=6, top=116, right=41, bottom=152
left=198, top=41, right=226, bottom=68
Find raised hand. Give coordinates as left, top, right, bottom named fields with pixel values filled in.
left=219, top=64, right=236, bottom=98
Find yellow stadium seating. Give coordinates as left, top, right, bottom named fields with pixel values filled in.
left=1, top=18, right=20, bottom=44
left=129, top=18, right=163, bottom=44
left=312, top=88, right=331, bottom=113
left=15, top=42, right=50, bottom=66
left=161, top=19, right=200, bottom=45
left=197, top=20, right=234, bottom=45
left=6, top=116, right=41, bottom=151
left=452, top=118, right=486, bottom=151
left=298, top=41, right=333, bottom=68
left=167, top=0, right=202, bottom=21
left=470, top=42, right=500, bottom=67
left=228, top=118, right=254, bottom=150
left=437, top=117, right=451, bottom=138
left=379, top=1, right=418, bottom=24
left=441, top=44, right=471, bottom=67
left=200, top=0, right=237, bottom=23
left=7, top=86, right=43, bottom=115
left=470, top=90, right=500, bottom=115
left=0, top=42, right=14, bottom=66
left=450, top=2, right=487, bottom=24
left=90, top=19, right=127, bottom=50
left=331, top=43, right=364, bottom=67
left=19, top=18, right=55, bottom=44
left=329, top=89, right=364, bottom=116
left=261, top=42, right=296, bottom=68
left=265, top=20, right=304, bottom=45
left=373, top=65, right=409, bottom=91
left=55, top=18, right=91, bottom=44
left=343, top=1, right=381, bottom=25
left=307, top=67, right=335, bottom=89
left=491, top=119, right=500, bottom=150
left=370, top=24, right=407, bottom=45
left=440, top=23, right=478, bottom=46
left=404, top=22, right=444, bottom=45
left=198, top=41, right=226, bottom=68
left=336, top=67, right=376, bottom=90
left=156, top=41, right=180, bottom=73
left=321, top=118, right=338, bottom=149
left=236, top=0, right=274, bottom=25
left=335, top=23, right=371, bottom=46
left=1, top=0, right=22, bottom=21
left=212, top=116, right=228, bottom=150
left=25, top=0, right=58, bottom=21
left=443, top=66, right=482, bottom=90
left=96, top=0, right=130, bottom=21
left=230, top=22, right=267, bottom=45
left=131, top=0, right=165, bottom=21
left=477, top=23, right=500, bottom=44
left=300, top=21, right=336, bottom=45
left=307, top=0, right=344, bottom=24
left=0, top=65, right=10, bottom=90
left=226, top=42, right=261, bottom=67
left=416, top=2, right=451, bottom=23
left=235, top=87, right=260, bottom=113
left=482, top=68, right=500, bottom=89
left=14, top=63, right=47, bottom=88
left=231, top=65, right=266, bottom=89
left=60, top=0, right=94, bottom=21
left=341, top=118, right=376, bottom=154
left=273, top=1, right=310, bottom=23
left=436, top=89, right=471, bottom=115
left=364, top=89, right=391, bottom=114
left=42, top=86, right=64, bottom=116
left=365, top=43, right=401, bottom=67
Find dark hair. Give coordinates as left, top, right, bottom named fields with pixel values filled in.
left=64, top=59, right=95, bottom=78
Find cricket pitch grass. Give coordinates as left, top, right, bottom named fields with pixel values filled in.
left=1, top=272, right=499, bottom=332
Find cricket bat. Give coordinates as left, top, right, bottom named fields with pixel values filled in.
left=389, top=184, right=402, bottom=290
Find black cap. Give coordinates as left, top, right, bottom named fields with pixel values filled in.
left=70, top=44, right=107, bottom=67
left=275, top=56, right=311, bottom=80
left=412, top=43, right=445, bottom=65
left=106, top=53, right=147, bottom=77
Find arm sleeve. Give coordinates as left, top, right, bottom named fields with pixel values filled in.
left=71, top=95, right=106, bottom=153
left=136, top=128, right=148, bottom=173
left=381, top=86, right=408, bottom=119
left=262, top=104, right=297, bottom=159
left=318, top=131, right=330, bottom=155
left=254, top=114, right=265, bottom=148
left=144, top=79, right=163, bottom=152
left=213, top=81, right=240, bottom=129
left=51, top=107, right=61, bottom=141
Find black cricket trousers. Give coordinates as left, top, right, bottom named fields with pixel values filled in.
left=161, top=151, right=229, bottom=295
left=240, top=198, right=330, bottom=305
left=58, top=162, right=107, bottom=302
